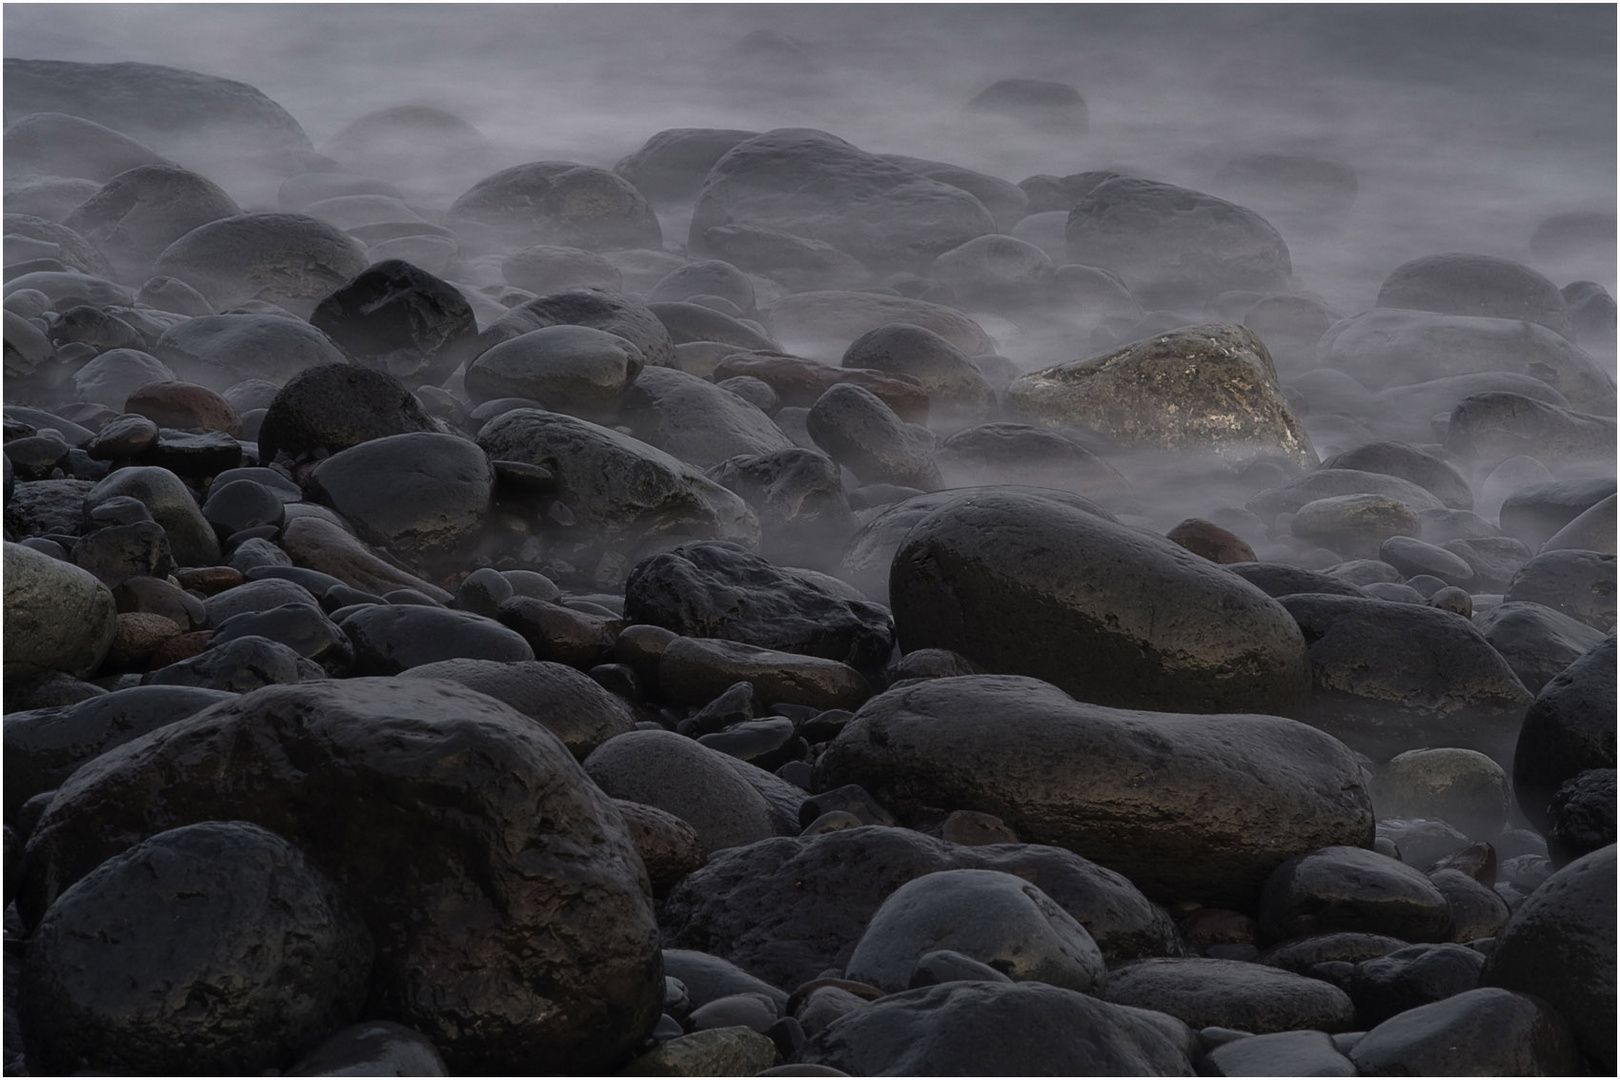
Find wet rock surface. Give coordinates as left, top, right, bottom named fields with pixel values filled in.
left=3, top=8, right=1615, bottom=1075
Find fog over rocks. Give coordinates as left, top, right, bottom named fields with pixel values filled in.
left=2, top=5, right=1615, bottom=1077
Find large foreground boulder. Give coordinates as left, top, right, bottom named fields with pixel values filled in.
left=1007, top=324, right=1316, bottom=467
left=889, top=489, right=1311, bottom=715
left=18, top=678, right=664, bottom=1073
left=813, top=675, right=1374, bottom=906
left=4, top=541, right=118, bottom=685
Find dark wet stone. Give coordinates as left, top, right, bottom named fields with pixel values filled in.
left=475, top=287, right=674, bottom=372
left=495, top=595, right=620, bottom=669
left=4, top=540, right=118, bottom=685
left=934, top=422, right=1128, bottom=496
left=1512, top=635, right=1616, bottom=832
left=3, top=432, right=69, bottom=482
left=3, top=684, right=233, bottom=819
left=1259, top=846, right=1452, bottom=945
left=844, top=868, right=1105, bottom=993
left=142, top=426, right=243, bottom=477
left=1436, top=536, right=1528, bottom=593
left=19, top=677, right=664, bottom=1073
left=800, top=981, right=1194, bottom=1075
left=203, top=577, right=320, bottom=625
left=1377, top=253, right=1571, bottom=337
left=71, top=519, right=173, bottom=587
left=617, top=365, right=794, bottom=468
left=690, top=128, right=995, bottom=275
left=1321, top=441, right=1472, bottom=511
left=1498, top=477, right=1616, bottom=549
left=1546, top=769, right=1617, bottom=868
left=1343, top=942, right=1485, bottom=1027
left=152, top=312, right=348, bottom=395
left=1318, top=309, right=1614, bottom=416
left=63, top=164, right=240, bottom=283
left=647, top=300, right=775, bottom=352
left=625, top=1026, right=781, bottom=1076
left=308, top=259, right=479, bottom=387
left=1475, top=600, right=1606, bottom=694
left=501, top=244, right=623, bottom=296
left=697, top=718, right=804, bottom=772
left=815, top=676, right=1371, bottom=907
left=648, top=260, right=757, bottom=311
left=1226, top=561, right=1366, bottom=599
left=152, top=212, right=368, bottom=318
left=124, top=379, right=240, bottom=438
left=285, top=1020, right=448, bottom=1077
left=1445, top=392, right=1615, bottom=471
left=21, top=820, right=370, bottom=1076
left=1378, top=535, right=1475, bottom=586
left=1203, top=1030, right=1357, bottom=1077
left=396, top=658, right=636, bottom=760
left=1009, top=324, right=1314, bottom=467
left=83, top=464, right=218, bottom=566
left=209, top=601, right=351, bottom=675
left=806, top=382, right=940, bottom=490
left=1165, top=518, right=1257, bottom=565
left=699, top=224, right=871, bottom=292
left=257, top=363, right=436, bottom=465
left=890, top=489, right=1310, bottom=713
left=613, top=128, right=757, bottom=205
left=663, top=950, right=789, bottom=1013
left=466, top=324, right=644, bottom=413
left=707, top=448, right=856, bottom=572
left=1538, top=493, right=1616, bottom=557
left=1278, top=593, right=1532, bottom=764
left=200, top=477, right=286, bottom=540
left=711, top=351, right=931, bottom=423
left=1349, top=986, right=1581, bottom=1077
left=1430, top=868, right=1510, bottom=942
left=841, top=322, right=996, bottom=417
left=657, top=636, right=871, bottom=712
left=908, top=949, right=1012, bottom=987
left=342, top=604, right=533, bottom=675
left=613, top=799, right=705, bottom=898
left=1256, top=932, right=1408, bottom=974
left=1104, top=957, right=1354, bottom=1035
left=142, top=632, right=322, bottom=691
left=1505, top=550, right=1616, bottom=631
left=449, top=161, right=661, bottom=252
left=281, top=515, right=453, bottom=603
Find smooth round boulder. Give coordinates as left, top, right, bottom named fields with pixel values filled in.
left=1376, top=253, right=1571, bottom=337
left=967, top=78, right=1088, bottom=131
left=1259, top=846, right=1453, bottom=945
left=256, top=363, right=436, bottom=464
left=1102, top=957, right=1355, bottom=1035
left=615, top=366, right=794, bottom=469
left=840, top=322, right=995, bottom=417
left=844, top=868, right=1105, bottom=994
left=706, top=448, right=857, bottom=572
left=1474, top=601, right=1607, bottom=695
left=806, top=382, right=940, bottom=490
left=1511, top=635, right=1616, bottom=831
left=4, top=541, right=118, bottom=683
left=18, top=677, right=664, bottom=1073
left=62, top=164, right=241, bottom=282
left=1505, top=550, right=1616, bottom=631
left=152, top=312, right=347, bottom=393
left=799, top=981, right=1193, bottom=1076
left=1349, top=987, right=1581, bottom=1077
left=889, top=489, right=1311, bottom=714
left=933, top=423, right=1128, bottom=497
left=814, top=676, right=1373, bottom=907
left=1343, top=942, right=1487, bottom=1028
left=465, top=324, right=644, bottom=412
left=612, top=127, right=758, bottom=205
left=501, top=244, right=623, bottom=296
left=473, top=288, right=676, bottom=369
left=928, top=234, right=1054, bottom=311
left=449, top=161, right=662, bottom=252
left=1371, top=748, right=1509, bottom=838
left=343, top=605, right=534, bottom=675
left=4, top=110, right=173, bottom=183
left=153, top=212, right=369, bottom=317
left=1482, top=844, right=1616, bottom=1072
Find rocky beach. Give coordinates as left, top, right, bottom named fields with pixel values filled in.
left=1, top=5, right=1616, bottom=1076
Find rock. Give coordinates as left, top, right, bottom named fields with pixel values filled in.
left=711, top=352, right=930, bottom=422
left=280, top=515, right=453, bottom=603
left=806, top=383, right=940, bottom=490
left=306, top=431, right=492, bottom=566
left=933, top=422, right=1128, bottom=496
left=19, top=677, right=664, bottom=1073
left=142, top=633, right=322, bottom=692
left=1499, top=477, right=1616, bottom=549
left=617, top=366, right=794, bottom=468
left=1370, top=748, right=1510, bottom=838
left=764, top=290, right=995, bottom=362
left=881, top=155, right=1030, bottom=232
left=496, top=596, right=621, bottom=669
left=4, top=110, right=174, bottom=183
left=1316, top=309, right=1614, bottom=415
left=308, top=259, right=480, bottom=387
left=1102, top=958, right=1355, bottom=1035
left=1226, top=561, right=1366, bottom=599
left=474, top=288, right=676, bottom=369
left=799, top=981, right=1194, bottom=1076
left=1439, top=536, right=1532, bottom=593
left=613, top=799, right=706, bottom=897
left=814, top=676, right=1372, bottom=907
left=60, top=165, right=239, bottom=286
left=209, top=602, right=350, bottom=674
left=625, top=541, right=893, bottom=671
left=1203, top=1030, right=1357, bottom=1077
left=583, top=729, right=781, bottom=854
left=1065, top=177, right=1289, bottom=306
left=1342, top=943, right=1485, bottom=1027
left=927, top=234, right=1053, bottom=311
left=662, top=950, right=789, bottom=1013
left=1444, top=392, right=1616, bottom=470
left=84, top=465, right=220, bottom=566
left=449, top=161, right=662, bottom=252
left=966, top=78, right=1088, bottom=132
left=20, top=820, right=371, bottom=1076
left=840, top=322, right=996, bottom=417
left=623, top=1026, right=780, bottom=1076
left=657, top=637, right=871, bottom=712
left=320, top=104, right=495, bottom=177
left=1475, top=601, right=1607, bottom=694
left=152, top=313, right=348, bottom=394
left=1540, top=493, right=1617, bottom=555
left=1320, top=441, right=1472, bottom=510
left=4, top=540, right=117, bottom=682
left=647, top=300, right=774, bottom=351
left=1378, top=536, right=1475, bottom=586
left=1292, top=494, right=1421, bottom=558
left=647, top=261, right=757, bottom=311
left=889, top=489, right=1311, bottom=714
left=1505, top=550, right=1616, bottom=630
left=125, top=379, right=240, bottom=436
left=1277, top=593, right=1534, bottom=764
left=1512, top=635, right=1616, bottom=831
left=3, top=59, right=313, bottom=167
left=285, top=1021, right=449, bottom=1077
left=398, top=658, right=636, bottom=760
left=844, top=868, right=1105, bottom=993
left=1372, top=372, right=1572, bottom=444
left=689, top=128, right=995, bottom=274
left=1376, top=253, right=1571, bottom=337
left=706, top=448, right=856, bottom=571
left=475, top=408, right=758, bottom=586
left=698, top=224, right=870, bottom=293
left=613, top=128, right=758, bottom=205
left=466, top=325, right=645, bottom=414
left=502, top=245, right=624, bottom=296
left=257, top=363, right=437, bottom=464
left=1214, top=152, right=1359, bottom=219
left=1259, top=846, right=1452, bottom=944
left=153, top=212, right=369, bottom=318
left=1546, top=769, right=1617, bottom=867
left=343, top=605, right=534, bottom=675
left=1348, top=987, right=1581, bottom=1076
left=1008, top=324, right=1316, bottom=467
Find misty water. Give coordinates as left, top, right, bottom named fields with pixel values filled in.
left=3, top=4, right=1618, bottom=1077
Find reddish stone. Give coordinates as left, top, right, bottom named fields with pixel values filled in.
left=1167, top=518, right=1258, bottom=564
left=147, top=630, right=213, bottom=670
left=126, top=380, right=243, bottom=438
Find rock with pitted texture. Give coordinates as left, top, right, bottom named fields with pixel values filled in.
left=1512, top=635, right=1616, bottom=832
left=1350, top=987, right=1581, bottom=1077
left=18, top=677, right=664, bottom=1074
left=308, top=260, right=480, bottom=387
left=814, top=676, right=1372, bottom=907
left=256, top=363, right=439, bottom=465
left=4, top=541, right=118, bottom=685
left=153, top=213, right=368, bottom=317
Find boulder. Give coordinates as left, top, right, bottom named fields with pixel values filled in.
left=765, top=289, right=995, bottom=362
left=813, top=675, right=1373, bottom=906
left=255, top=362, right=438, bottom=466
left=4, top=111, right=173, bottom=183
left=616, top=366, right=794, bottom=468
left=1512, top=635, right=1616, bottom=831
left=1007, top=324, right=1316, bottom=468
left=934, top=423, right=1128, bottom=496
left=1258, top=846, right=1452, bottom=944
left=1444, top=392, right=1616, bottom=470
left=62, top=164, right=241, bottom=282
left=1474, top=601, right=1607, bottom=695
left=1102, top=958, right=1355, bottom=1035
left=706, top=448, right=856, bottom=572
left=710, top=352, right=930, bottom=422
left=840, top=322, right=996, bottom=417
left=449, top=161, right=662, bottom=253
left=84, top=465, right=219, bottom=567
left=18, top=678, right=664, bottom=1073
left=501, top=245, right=623, bottom=296
left=343, top=605, right=534, bottom=675
left=1350, top=987, right=1581, bottom=1076
left=1376, top=253, right=1571, bottom=337
left=152, top=313, right=348, bottom=394
left=3, top=541, right=118, bottom=684
left=881, top=154, right=1030, bottom=231
left=474, top=288, right=676, bottom=369
left=153, top=212, right=369, bottom=317
left=1505, top=550, right=1616, bottom=630
left=308, top=259, right=480, bottom=387
left=806, top=383, right=941, bottom=490
left=613, top=127, right=758, bottom=205
left=320, top=104, right=496, bottom=178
